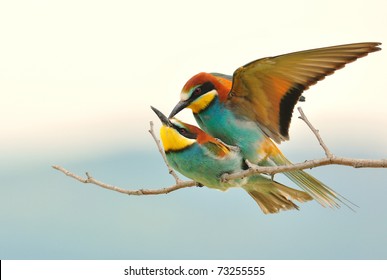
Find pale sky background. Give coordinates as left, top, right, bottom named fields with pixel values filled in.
left=1, top=0, right=387, bottom=259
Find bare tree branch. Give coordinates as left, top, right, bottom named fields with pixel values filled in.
left=222, top=107, right=387, bottom=182
left=53, top=107, right=387, bottom=195
left=221, top=156, right=387, bottom=182
left=52, top=165, right=196, bottom=195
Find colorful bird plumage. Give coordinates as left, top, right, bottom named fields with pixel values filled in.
left=151, top=106, right=312, bottom=214
left=168, top=42, right=381, bottom=208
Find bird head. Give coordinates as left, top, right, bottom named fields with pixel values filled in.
left=169, top=72, right=232, bottom=118
left=151, top=106, right=199, bottom=152
left=152, top=106, right=230, bottom=155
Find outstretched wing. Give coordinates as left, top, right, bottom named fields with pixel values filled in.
left=228, top=42, right=381, bottom=143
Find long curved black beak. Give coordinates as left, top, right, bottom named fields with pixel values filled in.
left=168, top=100, right=190, bottom=118
left=151, top=106, right=172, bottom=126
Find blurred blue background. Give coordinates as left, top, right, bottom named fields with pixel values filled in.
left=1, top=0, right=387, bottom=259
left=2, top=148, right=387, bottom=259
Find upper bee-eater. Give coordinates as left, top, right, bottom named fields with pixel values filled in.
left=151, top=106, right=312, bottom=214
left=169, top=42, right=381, bottom=208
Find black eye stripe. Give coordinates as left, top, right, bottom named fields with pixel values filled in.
left=200, top=81, right=215, bottom=94
left=192, top=81, right=215, bottom=98
left=172, top=125, right=197, bottom=139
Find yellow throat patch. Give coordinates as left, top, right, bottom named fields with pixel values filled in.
left=187, top=90, right=216, bottom=113
left=160, top=126, right=195, bottom=152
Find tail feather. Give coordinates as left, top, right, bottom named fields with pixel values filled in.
left=243, top=176, right=313, bottom=214
left=271, top=151, right=349, bottom=209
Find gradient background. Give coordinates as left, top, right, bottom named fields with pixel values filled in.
left=1, top=0, right=387, bottom=259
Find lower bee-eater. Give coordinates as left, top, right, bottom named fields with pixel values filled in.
left=151, top=106, right=312, bottom=214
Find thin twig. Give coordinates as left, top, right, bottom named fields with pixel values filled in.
left=298, top=107, right=333, bottom=158
left=148, top=121, right=183, bottom=184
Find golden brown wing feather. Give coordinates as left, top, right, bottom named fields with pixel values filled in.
left=228, top=42, right=381, bottom=143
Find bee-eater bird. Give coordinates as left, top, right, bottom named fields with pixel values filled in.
left=151, top=106, right=313, bottom=214
left=169, top=42, right=381, bottom=208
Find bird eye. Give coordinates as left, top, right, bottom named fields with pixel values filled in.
left=176, top=126, right=197, bottom=139
left=193, top=87, right=202, bottom=96
left=178, top=127, right=187, bottom=134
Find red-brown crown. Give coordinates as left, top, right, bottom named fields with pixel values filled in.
left=181, top=72, right=232, bottom=102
